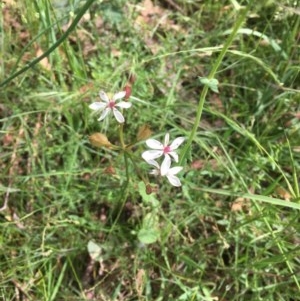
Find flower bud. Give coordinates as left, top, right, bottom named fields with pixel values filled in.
left=104, top=166, right=116, bottom=175
left=89, top=133, right=112, bottom=148
left=137, top=125, right=152, bottom=141
left=129, top=73, right=136, bottom=85
left=146, top=183, right=153, bottom=195
left=124, top=85, right=131, bottom=100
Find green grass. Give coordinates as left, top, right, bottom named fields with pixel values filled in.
left=1, top=0, right=300, bottom=300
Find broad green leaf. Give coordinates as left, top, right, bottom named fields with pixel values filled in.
left=199, top=77, right=219, bottom=93
left=138, top=212, right=160, bottom=244
left=138, top=228, right=160, bottom=244
left=138, top=181, right=160, bottom=207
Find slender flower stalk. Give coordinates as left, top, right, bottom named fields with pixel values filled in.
left=179, top=7, right=251, bottom=165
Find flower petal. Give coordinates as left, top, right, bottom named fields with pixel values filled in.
left=147, top=160, right=160, bottom=175
left=164, top=133, right=170, bottom=146
left=116, top=101, right=132, bottom=109
left=89, top=102, right=106, bottom=111
left=98, top=108, right=110, bottom=121
left=169, top=151, right=179, bottom=163
left=142, top=150, right=163, bottom=161
left=99, top=91, right=110, bottom=102
left=112, top=108, right=125, bottom=123
left=169, top=166, right=183, bottom=175
left=160, top=155, right=171, bottom=176
left=170, top=137, right=185, bottom=150
left=146, top=139, right=163, bottom=150
left=113, top=91, right=126, bottom=101
left=147, top=160, right=160, bottom=169
left=166, top=174, right=182, bottom=187
left=150, top=169, right=160, bottom=176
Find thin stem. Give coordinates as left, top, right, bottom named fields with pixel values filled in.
left=126, top=150, right=146, bottom=182
left=0, top=0, right=96, bottom=88
left=119, top=124, right=125, bottom=149
left=179, top=5, right=250, bottom=165
left=124, top=152, right=130, bottom=185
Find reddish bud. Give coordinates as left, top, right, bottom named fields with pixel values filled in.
left=128, top=73, right=136, bottom=85
left=146, top=183, right=153, bottom=195
left=104, top=166, right=116, bottom=175
left=124, top=85, right=131, bottom=100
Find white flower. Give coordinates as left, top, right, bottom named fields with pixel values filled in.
left=142, top=133, right=185, bottom=163
left=89, top=90, right=132, bottom=123
left=147, top=156, right=183, bottom=187
left=148, top=160, right=160, bottom=176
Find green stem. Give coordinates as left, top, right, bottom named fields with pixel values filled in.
left=0, top=0, right=96, bottom=88
left=124, top=152, right=130, bottom=184
left=179, top=5, right=250, bottom=165
left=126, top=150, right=146, bottom=183
left=119, top=124, right=125, bottom=149
left=119, top=123, right=130, bottom=183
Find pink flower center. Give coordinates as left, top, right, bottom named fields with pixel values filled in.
left=163, top=145, right=171, bottom=154
left=108, top=101, right=116, bottom=109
